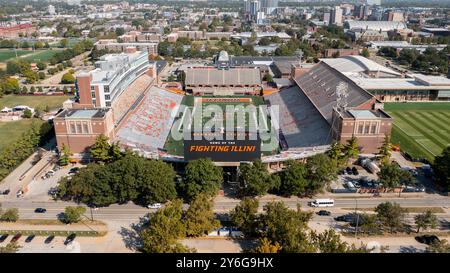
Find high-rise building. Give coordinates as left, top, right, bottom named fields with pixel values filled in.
left=250, top=0, right=260, bottom=17
left=323, top=12, right=331, bottom=24
left=48, top=5, right=56, bottom=15
left=243, top=0, right=251, bottom=13
left=387, top=11, right=404, bottom=22
left=330, top=6, right=343, bottom=25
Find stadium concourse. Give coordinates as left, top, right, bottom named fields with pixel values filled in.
left=115, top=86, right=184, bottom=158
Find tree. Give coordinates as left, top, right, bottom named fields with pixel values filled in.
left=311, top=229, right=352, bottom=253
left=22, top=108, right=32, bottom=118
left=140, top=199, right=193, bottom=253
left=182, top=158, right=223, bottom=201
left=433, top=146, right=450, bottom=191
left=327, top=141, right=344, bottom=169
left=185, top=194, right=220, bottom=237
left=262, top=73, right=273, bottom=83
left=0, top=242, right=20, bottom=253
left=59, top=39, right=69, bottom=48
left=63, top=206, right=86, bottom=224
left=30, top=86, right=36, bottom=94
left=0, top=77, right=20, bottom=94
left=135, top=159, right=177, bottom=205
left=375, top=202, right=407, bottom=233
left=59, top=144, right=72, bottom=166
left=358, top=213, right=381, bottom=235
left=260, top=202, right=314, bottom=253
left=379, top=163, right=411, bottom=188
left=252, top=238, right=282, bottom=253
left=306, top=154, right=337, bottom=195
left=239, top=160, right=280, bottom=197
left=379, top=135, right=392, bottom=164
left=61, top=72, right=75, bottom=84
left=38, top=72, right=45, bottom=80
left=279, top=160, right=308, bottom=196
left=426, top=239, right=450, bottom=253
left=414, top=210, right=438, bottom=233
left=37, top=62, right=47, bottom=70
left=361, top=48, right=370, bottom=58
left=21, top=86, right=28, bottom=94
left=0, top=208, right=19, bottom=222
left=343, top=136, right=359, bottom=161
left=230, top=197, right=259, bottom=236
left=90, top=135, right=111, bottom=162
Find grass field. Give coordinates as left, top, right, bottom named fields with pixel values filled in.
left=0, top=118, right=43, bottom=152
left=0, top=49, right=31, bottom=62
left=385, top=102, right=450, bottom=162
left=163, top=95, right=272, bottom=156
left=0, top=95, right=70, bottom=111
left=19, top=49, right=64, bottom=63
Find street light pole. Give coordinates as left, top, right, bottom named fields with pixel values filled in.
left=354, top=198, right=359, bottom=239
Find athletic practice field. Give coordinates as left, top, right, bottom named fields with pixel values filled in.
left=384, top=102, right=450, bottom=162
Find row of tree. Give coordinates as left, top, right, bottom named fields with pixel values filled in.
left=140, top=195, right=219, bottom=253
left=0, top=120, right=53, bottom=182
left=230, top=198, right=369, bottom=253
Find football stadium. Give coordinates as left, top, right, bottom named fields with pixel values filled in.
left=55, top=50, right=406, bottom=173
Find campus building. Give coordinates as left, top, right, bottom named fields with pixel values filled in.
left=54, top=108, right=115, bottom=155
left=94, top=40, right=158, bottom=56
left=75, top=49, right=151, bottom=108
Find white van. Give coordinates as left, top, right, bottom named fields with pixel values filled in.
left=309, top=199, right=335, bottom=207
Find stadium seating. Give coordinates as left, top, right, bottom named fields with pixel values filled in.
left=116, top=86, right=184, bottom=157
left=112, top=74, right=154, bottom=125
left=265, top=86, right=331, bottom=149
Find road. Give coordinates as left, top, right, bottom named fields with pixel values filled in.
left=1, top=196, right=450, bottom=221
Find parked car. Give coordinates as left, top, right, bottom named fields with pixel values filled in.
left=68, top=167, right=80, bottom=175
left=25, top=234, right=36, bottom=243
left=334, top=216, right=346, bottom=222
left=10, top=233, right=22, bottom=243
left=2, top=189, right=10, bottom=195
left=415, top=185, right=426, bottom=192
left=16, top=190, right=23, bottom=197
left=44, top=235, right=55, bottom=244
left=415, top=235, right=440, bottom=245
left=147, top=203, right=162, bottom=209
left=317, top=210, right=331, bottom=216
left=0, top=234, right=9, bottom=243
left=346, top=167, right=352, bottom=175
left=64, top=233, right=76, bottom=245
left=352, top=167, right=359, bottom=175
left=34, top=208, right=47, bottom=213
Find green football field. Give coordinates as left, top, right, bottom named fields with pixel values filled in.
left=384, top=102, right=450, bottom=162
left=163, top=95, right=274, bottom=156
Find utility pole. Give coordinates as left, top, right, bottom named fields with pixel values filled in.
left=90, top=207, right=94, bottom=221
left=354, top=198, right=359, bottom=239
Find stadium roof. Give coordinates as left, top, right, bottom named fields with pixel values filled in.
left=57, top=108, right=109, bottom=119
left=293, top=61, right=374, bottom=124
left=344, top=21, right=407, bottom=31
left=185, top=67, right=262, bottom=86
left=321, top=56, right=401, bottom=77
left=265, top=85, right=331, bottom=149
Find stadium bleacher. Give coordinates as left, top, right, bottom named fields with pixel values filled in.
left=115, top=86, right=184, bottom=157
left=265, top=85, right=331, bottom=149
left=112, top=73, right=154, bottom=125
left=293, top=62, right=373, bottom=124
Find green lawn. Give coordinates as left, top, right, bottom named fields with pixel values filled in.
left=0, top=95, right=70, bottom=111
left=0, top=118, right=43, bottom=152
left=385, top=102, right=450, bottom=162
left=18, top=49, right=64, bottom=63
left=0, top=49, right=31, bottom=62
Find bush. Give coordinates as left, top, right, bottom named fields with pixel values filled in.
left=0, top=208, right=19, bottom=222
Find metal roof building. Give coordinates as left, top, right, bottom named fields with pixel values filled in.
left=344, top=21, right=407, bottom=32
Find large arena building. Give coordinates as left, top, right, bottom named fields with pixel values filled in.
left=55, top=53, right=414, bottom=172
